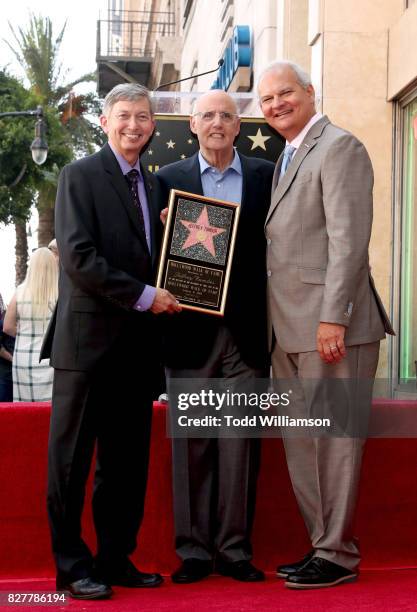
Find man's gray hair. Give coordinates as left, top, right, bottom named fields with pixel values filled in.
left=102, top=83, right=154, bottom=116
left=257, top=60, right=312, bottom=91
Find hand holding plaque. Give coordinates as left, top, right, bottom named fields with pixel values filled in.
left=156, top=190, right=240, bottom=315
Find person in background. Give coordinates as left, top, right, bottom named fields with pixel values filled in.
left=48, top=238, right=59, bottom=261
left=3, top=248, right=58, bottom=402
left=0, top=293, right=14, bottom=402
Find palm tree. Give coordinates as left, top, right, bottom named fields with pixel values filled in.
left=0, top=69, right=38, bottom=283
left=5, top=14, right=104, bottom=245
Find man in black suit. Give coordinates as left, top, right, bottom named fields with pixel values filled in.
left=156, top=90, right=274, bottom=584
left=43, top=83, right=180, bottom=600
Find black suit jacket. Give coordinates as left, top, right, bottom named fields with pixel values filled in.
left=42, top=143, right=163, bottom=372
left=156, top=152, right=275, bottom=370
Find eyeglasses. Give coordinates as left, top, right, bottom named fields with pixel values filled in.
left=193, top=111, right=239, bottom=123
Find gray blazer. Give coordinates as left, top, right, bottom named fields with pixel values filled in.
left=265, top=115, right=394, bottom=354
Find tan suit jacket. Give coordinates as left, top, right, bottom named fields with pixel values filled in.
left=265, top=115, right=394, bottom=354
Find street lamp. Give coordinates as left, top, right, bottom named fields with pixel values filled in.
left=0, top=105, right=48, bottom=165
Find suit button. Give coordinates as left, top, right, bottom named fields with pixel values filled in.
left=267, top=270, right=272, bottom=277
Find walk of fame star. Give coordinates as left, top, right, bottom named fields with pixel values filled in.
left=180, top=206, right=226, bottom=257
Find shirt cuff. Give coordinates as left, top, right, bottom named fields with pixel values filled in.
left=133, top=285, right=156, bottom=312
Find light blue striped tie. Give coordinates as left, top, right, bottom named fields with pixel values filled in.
left=279, top=144, right=296, bottom=180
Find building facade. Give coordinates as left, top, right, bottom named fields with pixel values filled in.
left=97, top=0, right=417, bottom=394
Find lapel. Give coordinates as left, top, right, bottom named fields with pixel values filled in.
left=266, top=115, right=331, bottom=225
left=100, top=143, right=149, bottom=253
left=271, top=154, right=283, bottom=194
left=238, top=153, right=257, bottom=215
left=178, top=153, right=204, bottom=195
left=141, top=164, right=159, bottom=266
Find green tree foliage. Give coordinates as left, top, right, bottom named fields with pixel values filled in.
left=6, top=15, right=93, bottom=106
left=5, top=13, right=104, bottom=155
left=0, top=70, right=38, bottom=224
left=59, top=92, right=105, bottom=156
left=4, top=14, right=105, bottom=244
left=0, top=69, right=74, bottom=225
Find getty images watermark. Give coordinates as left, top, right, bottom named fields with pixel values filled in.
left=175, top=388, right=330, bottom=430
left=164, top=377, right=375, bottom=439
left=165, top=378, right=416, bottom=438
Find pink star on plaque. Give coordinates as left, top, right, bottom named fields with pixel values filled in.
left=180, top=206, right=226, bottom=257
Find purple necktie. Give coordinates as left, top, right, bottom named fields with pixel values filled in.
left=125, top=169, right=146, bottom=235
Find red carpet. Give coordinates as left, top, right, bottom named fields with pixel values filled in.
left=1, top=401, right=417, bottom=588
left=1, top=571, right=417, bottom=611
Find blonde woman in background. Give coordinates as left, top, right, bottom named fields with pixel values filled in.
left=4, top=248, right=58, bottom=401
left=48, top=238, right=59, bottom=261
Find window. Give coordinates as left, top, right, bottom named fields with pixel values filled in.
left=399, top=96, right=417, bottom=382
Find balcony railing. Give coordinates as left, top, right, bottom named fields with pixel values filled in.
left=97, top=9, right=175, bottom=59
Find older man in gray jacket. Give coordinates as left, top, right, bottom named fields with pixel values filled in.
left=258, top=60, right=394, bottom=589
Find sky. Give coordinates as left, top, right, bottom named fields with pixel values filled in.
left=0, top=0, right=105, bottom=303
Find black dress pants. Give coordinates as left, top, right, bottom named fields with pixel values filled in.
left=47, top=334, right=155, bottom=581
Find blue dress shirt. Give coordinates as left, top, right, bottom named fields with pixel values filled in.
left=198, top=149, right=243, bottom=204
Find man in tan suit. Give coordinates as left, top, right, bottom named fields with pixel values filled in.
left=258, top=61, right=394, bottom=589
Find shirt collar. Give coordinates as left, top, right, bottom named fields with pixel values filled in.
left=287, top=112, right=323, bottom=150
left=108, top=141, right=142, bottom=178
left=198, top=148, right=242, bottom=175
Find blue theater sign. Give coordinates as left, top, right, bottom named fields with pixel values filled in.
left=212, top=25, right=253, bottom=92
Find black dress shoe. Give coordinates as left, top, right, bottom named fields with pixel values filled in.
left=97, top=559, right=163, bottom=588
left=171, top=558, right=212, bottom=583
left=276, top=550, right=314, bottom=578
left=216, top=560, right=265, bottom=582
left=285, top=557, right=357, bottom=589
left=56, top=577, right=113, bottom=600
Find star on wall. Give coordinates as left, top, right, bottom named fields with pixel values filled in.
left=156, top=131, right=160, bottom=136
left=167, top=139, right=175, bottom=149
left=247, top=128, right=271, bottom=151
left=148, top=149, right=153, bottom=155
left=187, top=139, right=193, bottom=144
left=180, top=154, right=186, bottom=159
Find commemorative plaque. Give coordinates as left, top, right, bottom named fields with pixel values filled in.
left=156, top=189, right=240, bottom=315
